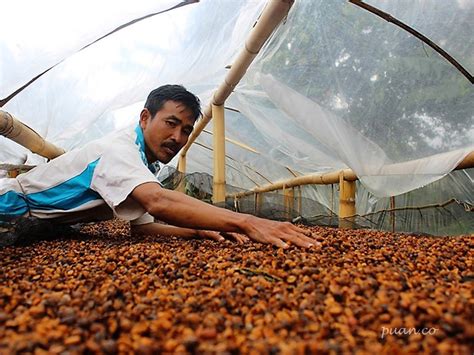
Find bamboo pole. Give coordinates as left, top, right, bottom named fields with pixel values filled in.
left=297, top=186, right=302, bottom=216
left=212, top=104, right=226, bottom=204
left=182, top=131, right=262, bottom=194
left=390, top=196, right=396, bottom=232
left=179, top=0, right=295, bottom=171
left=228, top=149, right=474, bottom=199
left=283, top=185, right=294, bottom=220
left=338, top=172, right=356, bottom=228
left=455, top=150, right=474, bottom=170
left=177, top=150, right=186, bottom=173
left=255, top=192, right=263, bottom=216
left=176, top=154, right=187, bottom=193
left=202, top=129, right=259, bottom=154
left=0, top=110, right=65, bottom=160
left=231, top=169, right=357, bottom=198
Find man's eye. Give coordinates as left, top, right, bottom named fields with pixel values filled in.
left=183, top=129, right=192, bottom=136
left=166, top=121, right=177, bottom=127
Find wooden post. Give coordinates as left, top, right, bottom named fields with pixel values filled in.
left=338, top=172, right=356, bottom=228
left=212, top=104, right=226, bottom=204
left=283, top=185, right=294, bottom=220
left=297, top=186, right=302, bottom=216
left=255, top=192, right=263, bottom=216
left=390, top=196, right=396, bottom=232
left=176, top=154, right=186, bottom=193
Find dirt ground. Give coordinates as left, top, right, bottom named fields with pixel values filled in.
left=0, top=220, right=472, bottom=354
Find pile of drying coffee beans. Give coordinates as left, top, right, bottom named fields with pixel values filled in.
left=0, top=220, right=472, bottom=354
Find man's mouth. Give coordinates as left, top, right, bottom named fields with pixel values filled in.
left=162, top=144, right=178, bottom=155
left=164, top=147, right=175, bottom=155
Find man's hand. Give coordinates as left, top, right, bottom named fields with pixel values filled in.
left=196, top=230, right=249, bottom=244
left=241, top=215, right=317, bottom=249
left=132, top=183, right=319, bottom=249
left=132, top=223, right=249, bottom=244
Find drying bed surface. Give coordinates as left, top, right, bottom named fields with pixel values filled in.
left=0, top=220, right=472, bottom=354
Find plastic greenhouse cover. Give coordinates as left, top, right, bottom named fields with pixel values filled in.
left=0, top=0, right=188, bottom=100
left=364, top=0, right=474, bottom=74
left=1, top=0, right=473, bottom=201
left=235, top=0, right=473, bottom=197
left=1, top=0, right=266, bottom=160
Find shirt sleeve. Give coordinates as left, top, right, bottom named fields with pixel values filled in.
left=90, top=143, right=160, bottom=221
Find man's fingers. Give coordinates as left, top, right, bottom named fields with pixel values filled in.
left=288, top=231, right=323, bottom=248
left=283, top=224, right=320, bottom=248
left=233, top=233, right=249, bottom=244
left=223, top=232, right=249, bottom=244
left=298, top=234, right=320, bottom=247
left=201, top=231, right=224, bottom=242
left=271, top=237, right=289, bottom=249
left=211, top=234, right=225, bottom=242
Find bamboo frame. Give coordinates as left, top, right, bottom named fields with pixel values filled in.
left=179, top=0, right=294, bottom=165
left=228, top=150, right=473, bottom=228
left=255, top=192, right=263, bottom=216
left=186, top=140, right=270, bottom=187
left=283, top=185, right=295, bottom=220
left=361, top=198, right=472, bottom=218
left=338, top=172, right=356, bottom=228
left=176, top=155, right=187, bottom=192
left=229, top=150, right=474, bottom=200
left=0, top=110, right=65, bottom=160
left=202, top=129, right=260, bottom=154
left=390, top=196, right=396, bottom=232
left=212, top=104, right=226, bottom=203
left=231, top=168, right=357, bottom=198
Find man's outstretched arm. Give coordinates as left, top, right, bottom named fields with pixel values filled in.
left=131, top=182, right=316, bottom=248
left=131, top=222, right=248, bottom=243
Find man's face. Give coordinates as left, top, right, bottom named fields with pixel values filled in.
left=139, top=100, right=195, bottom=164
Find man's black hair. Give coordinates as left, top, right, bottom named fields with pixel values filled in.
left=145, top=84, right=201, bottom=121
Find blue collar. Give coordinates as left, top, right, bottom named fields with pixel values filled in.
left=134, top=124, right=159, bottom=174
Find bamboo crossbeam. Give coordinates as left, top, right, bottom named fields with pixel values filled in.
left=202, top=129, right=260, bottom=154
left=179, top=0, right=294, bottom=160
left=0, top=110, right=65, bottom=160
left=454, top=150, right=474, bottom=170
left=230, top=169, right=356, bottom=198
left=229, top=150, right=474, bottom=199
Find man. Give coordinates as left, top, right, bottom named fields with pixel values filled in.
left=0, top=85, right=316, bottom=248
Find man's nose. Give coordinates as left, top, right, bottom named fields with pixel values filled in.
left=170, top=128, right=183, bottom=143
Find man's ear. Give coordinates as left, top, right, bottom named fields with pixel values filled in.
left=139, top=109, right=150, bottom=128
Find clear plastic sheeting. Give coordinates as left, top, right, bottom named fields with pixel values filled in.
left=257, top=74, right=471, bottom=196
left=157, top=166, right=473, bottom=235
left=1, top=0, right=266, bottom=162
left=354, top=168, right=474, bottom=235
left=232, top=168, right=474, bottom=236
left=236, top=0, right=473, bottom=197
left=364, top=0, right=474, bottom=74
left=0, top=0, right=187, bottom=100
